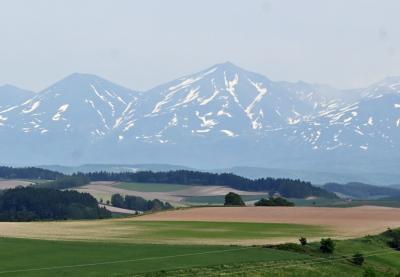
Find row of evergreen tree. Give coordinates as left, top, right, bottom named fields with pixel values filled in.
left=0, top=166, right=63, bottom=180
left=38, top=175, right=91, bottom=189
left=0, top=166, right=336, bottom=199
left=0, top=187, right=111, bottom=221
left=84, top=170, right=335, bottom=198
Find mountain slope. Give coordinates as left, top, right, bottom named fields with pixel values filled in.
left=0, top=84, right=33, bottom=107
left=0, top=85, right=33, bottom=126
left=0, top=74, right=140, bottom=164
left=119, top=62, right=338, bottom=144
left=0, top=73, right=139, bottom=136
left=0, top=63, right=398, bottom=179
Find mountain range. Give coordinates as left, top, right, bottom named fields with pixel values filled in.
left=1, top=62, right=399, bottom=182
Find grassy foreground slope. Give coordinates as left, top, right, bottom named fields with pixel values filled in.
left=0, top=238, right=306, bottom=277
left=153, top=232, right=400, bottom=276
left=0, top=231, right=400, bottom=276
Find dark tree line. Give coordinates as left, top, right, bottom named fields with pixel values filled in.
left=39, top=175, right=90, bottom=190
left=0, top=166, right=63, bottom=180
left=111, top=194, right=173, bottom=212
left=85, top=170, right=336, bottom=198
left=0, top=187, right=111, bottom=221
left=0, top=166, right=89, bottom=190
left=0, top=166, right=337, bottom=199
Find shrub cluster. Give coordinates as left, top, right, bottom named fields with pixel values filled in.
left=224, top=192, right=245, bottom=206
left=254, top=197, right=294, bottom=206
left=320, top=238, right=335, bottom=253
left=111, top=194, right=173, bottom=212
left=385, top=228, right=400, bottom=250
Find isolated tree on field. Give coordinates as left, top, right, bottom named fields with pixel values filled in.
left=352, top=253, right=364, bottom=266
left=224, top=192, right=245, bottom=206
left=299, top=237, right=307, bottom=246
left=111, top=194, right=125, bottom=208
left=320, top=238, right=335, bottom=253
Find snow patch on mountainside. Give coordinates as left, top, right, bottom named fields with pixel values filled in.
left=224, top=73, right=241, bottom=105
left=196, top=111, right=217, bottom=128
left=52, top=104, right=69, bottom=121
left=245, top=79, right=267, bottom=123
left=22, top=101, right=40, bottom=114
left=220, top=129, right=237, bottom=137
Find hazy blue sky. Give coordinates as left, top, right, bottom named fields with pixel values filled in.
left=1, top=0, right=399, bottom=92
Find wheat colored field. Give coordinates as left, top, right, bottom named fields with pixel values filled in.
left=0, top=206, right=399, bottom=245
left=134, top=206, right=400, bottom=238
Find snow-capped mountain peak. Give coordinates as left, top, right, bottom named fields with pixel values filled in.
left=0, top=63, right=399, bottom=173
left=0, top=73, right=139, bottom=137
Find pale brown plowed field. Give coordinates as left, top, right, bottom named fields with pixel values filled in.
left=134, top=206, right=400, bottom=237
left=0, top=179, right=32, bottom=189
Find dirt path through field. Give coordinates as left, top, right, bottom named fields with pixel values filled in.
left=133, top=206, right=400, bottom=238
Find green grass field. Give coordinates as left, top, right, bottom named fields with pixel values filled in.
left=115, top=182, right=190, bottom=192
left=290, top=197, right=400, bottom=208
left=0, top=238, right=307, bottom=277
left=331, top=199, right=400, bottom=208
left=1, top=231, right=400, bottom=276
left=156, top=232, right=400, bottom=276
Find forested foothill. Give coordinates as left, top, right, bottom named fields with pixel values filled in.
left=0, top=166, right=63, bottom=180
left=0, top=166, right=336, bottom=199
left=0, top=186, right=111, bottom=221
left=85, top=170, right=336, bottom=199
